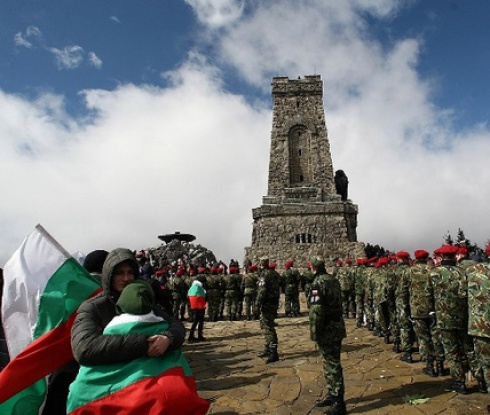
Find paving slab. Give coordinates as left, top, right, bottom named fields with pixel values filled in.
left=184, top=309, right=490, bottom=415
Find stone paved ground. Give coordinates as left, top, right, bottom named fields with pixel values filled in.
left=183, top=304, right=490, bottom=415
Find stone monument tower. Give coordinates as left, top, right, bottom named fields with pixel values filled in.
left=244, top=75, right=364, bottom=268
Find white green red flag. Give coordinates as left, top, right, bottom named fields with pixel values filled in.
left=188, top=281, right=206, bottom=309
left=0, top=224, right=102, bottom=414
left=67, top=313, right=210, bottom=414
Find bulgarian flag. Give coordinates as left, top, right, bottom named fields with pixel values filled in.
left=0, top=224, right=102, bottom=414
left=67, top=313, right=210, bottom=415
left=188, top=281, right=206, bottom=309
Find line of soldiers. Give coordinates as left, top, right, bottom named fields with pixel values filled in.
left=145, top=258, right=312, bottom=324
left=341, top=244, right=490, bottom=397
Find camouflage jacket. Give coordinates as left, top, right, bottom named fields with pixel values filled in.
left=429, top=263, right=468, bottom=330
left=241, top=272, right=258, bottom=296
left=466, top=262, right=490, bottom=338
left=408, top=262, right=433, bottom=319
left=337, top=266, right=352, bottom=292
left=309, top=272, right=346, bottom=342
left=281, top=268, right=300, bottom=294
left=394, top=264, right=410, bottom=309
left=256, top=268, right=280, bottom=309
left=372, top=266, right=389, bottom=307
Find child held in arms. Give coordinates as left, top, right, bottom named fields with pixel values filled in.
left=67, top=280, right=209, bottom=415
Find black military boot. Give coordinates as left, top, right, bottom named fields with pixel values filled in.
left=392, top=339, right=401, bottom=353
left=478, top=378, right=488, bottom=393
left=324, top=396, right=347, bottom=415
left=448, top=382, right=469, bottom=394
left=197, top=328, right=206, bottom=342
left=384, top=334, right=391, bottom=344
left=315, top=392, right=334, bottom=407
left=435, top=360, right=445, bottom=377
left=356, top=319, right=363, bottom=328
left=400, top=352, right=413, bottom=363
left=188, top=332, right=197, bottom=342
left=266, top=344, right=279, bottom=364
left=422, top=359, right=437, bottom=377
left=257, top=345, right=270, bottom=358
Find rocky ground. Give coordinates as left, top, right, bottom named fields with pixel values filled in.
left=183, top=301, right=490, bottom=415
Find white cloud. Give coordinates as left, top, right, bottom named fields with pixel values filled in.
left=48, top=45, right=85, bottom=70
left=87, top=51, right=103, bottom=69
left=13, top=25, right=43, bottom=48
left=185, top=0, right=245, bottom=28
left=0, top=59, right=271, bottom=265
left=14, top=25, right=102, bottom=71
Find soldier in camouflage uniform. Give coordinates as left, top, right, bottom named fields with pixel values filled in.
left=205, top=267, right=223, bottom=322
left=223, top=265, right=242, bottom=321
left=309, top=257, right=347, bottom=415
left=168, top=269, right=188, bottom=320
left=393, top=251, right=413, bottom=361
left=363, top=258, right=376, bottom=331
left=354, top=258, right=368, bottom=328
left=256, top=257, right=281, bottom=364
left=337, top=260, right=354, bottom=319
left=372, top=257, right=391, bottom=342
left=301, top=264, right=315, bottom=309
left=429, top=244, right=471, bottom=394
left=408, top=250, right=444, bottom=376
left=282, top=260, right=301, bottom=317
left=241, top=264, right=259, bottom=320
left=465, top=245, right=490, bottom=394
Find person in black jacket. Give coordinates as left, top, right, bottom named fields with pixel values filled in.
left=71, top=248, right=185, bottom=366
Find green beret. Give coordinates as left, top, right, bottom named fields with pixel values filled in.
left=116, top=280, right=155, bottom=315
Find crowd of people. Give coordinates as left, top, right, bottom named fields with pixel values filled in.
left=2, top=241, right=490, bottom=415
left=135, top=243, right=490, bottom=415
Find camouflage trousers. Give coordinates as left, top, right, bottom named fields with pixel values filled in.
left=171, top=294, right=186, bottom=319
left=243, top=293, right=257, bottom=319
left=472, top=336, right=490, bottom=385
left=355, top=291, right=366, bottom=324
left=260, top=306, right=278, bottom=348
left=316, top=335, right=345, bottom=398
left=440, top=329, right=472, bottom=383
left=395, top=303, right=413, bottom=352
left=284, top=291, right=300, bottom=316
left=224, top=290, right=241, bottom=320
left=412, top=318, right=444, bottom=362
left=341, top=290, right=355, bottom=317
left=206, top=289, right=221, bottom=321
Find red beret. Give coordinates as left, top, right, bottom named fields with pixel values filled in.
left=356, top=258, right=366, bottom=265
left=337, top=260, right=343, bottom=266
left=457, top=247, right=468, bottom=255
left=414, top=250, right=429, bottom=259
left=247, top=264, right=258, bottom=272
left=378, top=257, right=390, bottom=266
left=198, top=267, right=207, bottom=274
left=176, top=269, right=184, bottom=276
left=485, top=246, right=490, bottom=256
left=269, top=262, right=276, bottom=269
left=438, top=245, right=459, bottom=255
left=346, top=259, right=352, bottom=265
left=284, top=260, right=294, bottom=269
left=155, top=269, right=166, bottom=276
left=368, top=257, right=378, bottom=264
left=396, top=251, right=410, bottom=259
left=229, top=266, right=239, bottom=274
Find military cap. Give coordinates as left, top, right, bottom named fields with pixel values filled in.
left=345, top=259, right=352, bottom=265
left=485, top=245, right=490, bottom=256
left=438, top=245, right=459, bottom=255
left=247, top=264, right=258, bottom=272
left=229, top=266, right=239, bottom=274
left=284, top=260, right=294, bottom=269
left=337, top=260, right=343, bottom=266
left=356, top=258, right=366, bottom=265
left=310, top=257, right=325, bottom=268
left=396, top=251, right=410, bottom=259
left=377, top=257, right=390, bottom=266
left=414, top=249, right=429, bottom=259
left=457, top=247, right=468, bottom=255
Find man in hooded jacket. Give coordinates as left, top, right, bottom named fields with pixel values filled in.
left=71, top=248, right=185, bottom=366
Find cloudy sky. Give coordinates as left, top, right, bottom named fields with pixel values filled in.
left=1, top=0, right=490, bottom=266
